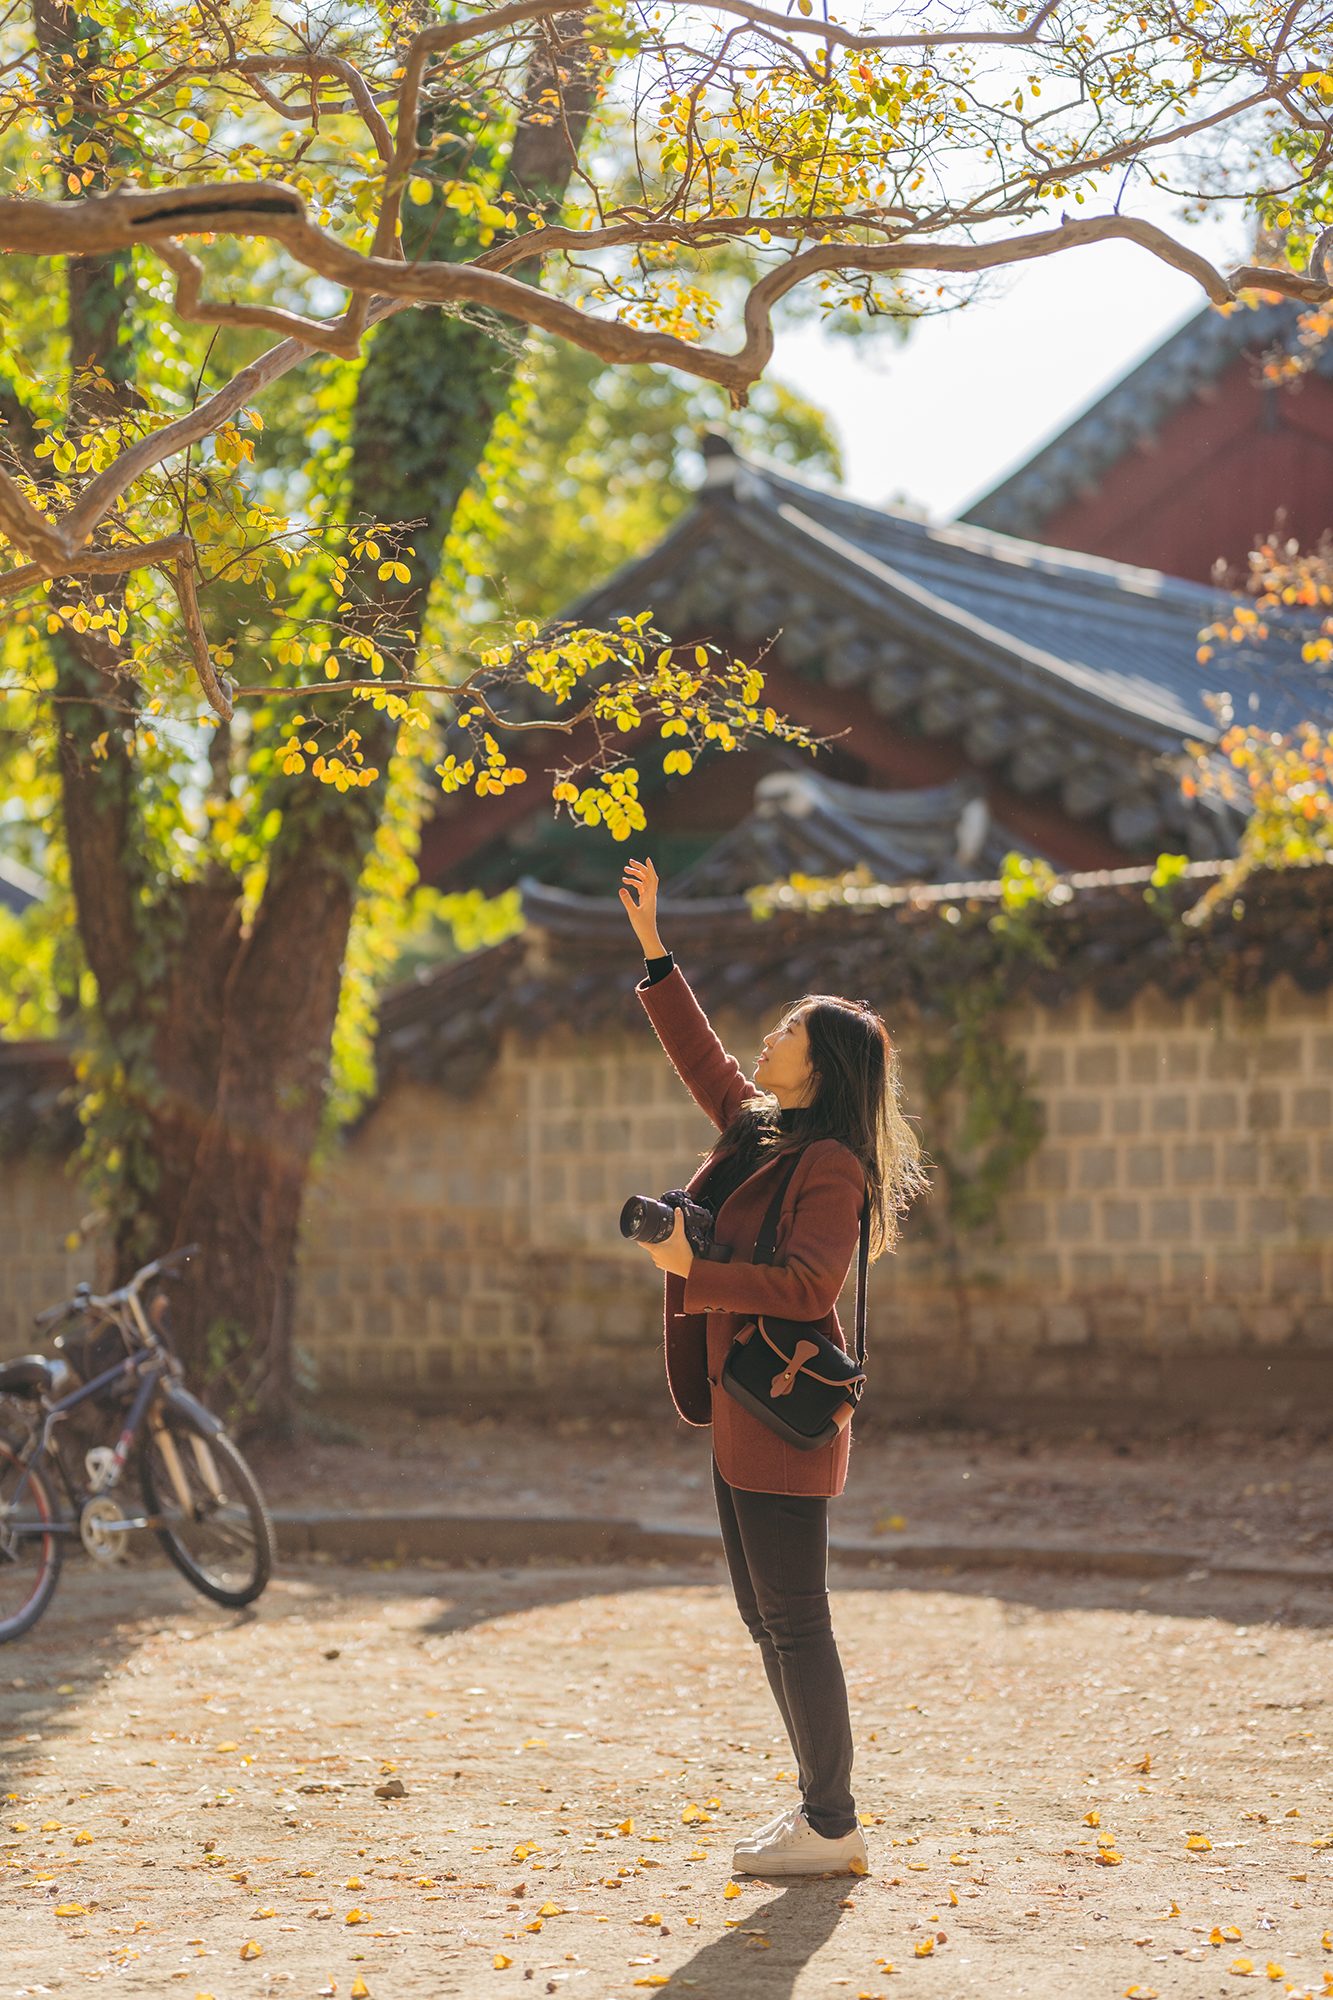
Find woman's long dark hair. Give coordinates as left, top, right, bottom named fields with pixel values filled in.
left=705, top=996, right=926, bottom=1256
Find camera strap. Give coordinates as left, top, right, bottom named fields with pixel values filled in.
left=751, top=1150, right=872, bottom=1369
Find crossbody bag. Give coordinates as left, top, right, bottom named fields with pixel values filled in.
left=718, top=1148, right=870, bottom=1453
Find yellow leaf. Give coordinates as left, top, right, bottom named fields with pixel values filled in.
left=239, top=1943, right=262, bottom=1961
left=73, top=1831, right=93, bottom=1846
left=1124, top=1989, right=1158, bottom=1999
left=537, top=1901, right=563, bottom=1917
left=1084, top=1811, right=1100, bottom=1827
left=1095, top=1851, right=1122, bottom=1866
left=914, top=1938, right=934, bottom=1957
left=350, top=1983, right=369, bottom=1999
left=632, top=1982, right=670, bottom=1990
left=524, top=1919, right=543, bottom=1933
left=1231, top=1961, right=1254, bottom=1976
left=1266, top=1965, right=1285, bottom=1980
left=409, top=178, right=433, bottom=204
left=1222, top=1926, right=1243, bottom=1942
left=848, top=1855, right=869, bottom=1875
left=682, top=1804, right=709, bottom=1824
left=494, top=1957, right=512, bottom=1970
left=619, top=1819, right=635, bottom=1836
left=346, top=1909, right=366, bottom=1925
left=42, top=1821, right=61, bottom=1833
left=54, top=1903, right=86, bottom=1916
left=1185, top=1833, right=1212, bottom=1850
left=949, top=1889, right=959, bottom=1906
left=1324, top=1930, right=1332, bottom=1949
left=724, top=1881, right=741, bottom=1899
left=694, top=646, right=707, bottom=666
left=217, top=1742, right=238, bottom=1753
left=907, top=1860, right=929, bottom=1871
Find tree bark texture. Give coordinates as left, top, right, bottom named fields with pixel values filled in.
left=145, top=27, right=595, bottom=1422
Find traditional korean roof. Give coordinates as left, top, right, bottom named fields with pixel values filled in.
left=375, top=861, right=1333, bottom=1099
left=0, top=853, right=44, bottom=916
left=531, top=431, right=1316, bottom=858
left=960, top=297, right=1332, bottom=543
left=663, top=768, right=1033, bottom=897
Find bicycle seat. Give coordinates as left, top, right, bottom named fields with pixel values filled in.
left=0, top=1355, right=68, bottom=1399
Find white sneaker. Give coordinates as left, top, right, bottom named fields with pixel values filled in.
left=732, top=1802, right=803, bottom=1852
left=731, top=1809, right=868, bottom=1877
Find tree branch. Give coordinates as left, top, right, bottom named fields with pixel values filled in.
left=165, top=546, right=233, bottom=722
left=0, top=531, right=194, bottom=601
left=62, top=295, right=414, bottom=550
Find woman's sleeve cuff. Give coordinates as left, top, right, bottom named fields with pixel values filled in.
left=643, top=952, right=675, bottom=985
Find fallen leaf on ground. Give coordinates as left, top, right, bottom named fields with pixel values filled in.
left=632, top=1981, right=670, bottom=1990
left=1095, top=1851, right=1123, bottom=1867
left=494, top=1958, right=512, bottom=1971
left=1084, top=1812, right=1100, bottom=1827
left=914, top=1940, right=934, bottom=1958
left=1186, top=1834, right=1212, bottom=1851
left=374, top=1779, right=407, bottom=1800
left=1266, top=1966, right=1285, bottom=1981
left=681, top=1804, right=709, bottom=1824
left=619, top=1819, right=635, bottom=1835
left=537, top=1901, right=564, bottom=1917
left=345, top=1909, right=366, bottom=1926
left=73, top=1830, right=93, bottom=1845
left=349, top=1982, right=369, bottom=1998
left=54, top=1903, right=86, bottom=1917
left=1231, top=1959, right=1254, bottom=1975
left=239, top=1942, right=262, bottom=1961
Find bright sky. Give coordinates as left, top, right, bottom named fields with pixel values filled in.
left=771, top=207, right=1247, bottom=523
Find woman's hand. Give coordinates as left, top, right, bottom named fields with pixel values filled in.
left=642, top=1204, right=694, bottom=1279
left=620, top=856, right=665, bottom=960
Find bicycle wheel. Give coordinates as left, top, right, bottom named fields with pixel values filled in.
left=139, top=1417, right=274, bottom=1608
left=0, top=1433, right=62, bottom=1643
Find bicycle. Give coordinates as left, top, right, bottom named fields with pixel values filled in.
left=0, top=1244, right=275, bottom=1642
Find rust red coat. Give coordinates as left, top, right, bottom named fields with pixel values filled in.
left=638, top=965, right=865, bottom=1497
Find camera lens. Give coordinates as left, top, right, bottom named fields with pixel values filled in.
left=619, top=1195, right=676, bottom=1245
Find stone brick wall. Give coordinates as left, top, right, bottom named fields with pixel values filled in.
left=0, top=1159, right=97, bottom=1354
left=294, top=974, right=1333, bottom=1430
left=12, top=973, right=1333, bottom=1429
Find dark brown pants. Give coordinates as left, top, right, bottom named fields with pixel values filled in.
left=713, top=1460, right=857, bottom=1838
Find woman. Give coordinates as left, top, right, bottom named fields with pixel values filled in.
left=620, top=856, right=925, bottom=1877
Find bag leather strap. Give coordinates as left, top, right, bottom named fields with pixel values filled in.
left=751, top=1149, right=871, bottom=1369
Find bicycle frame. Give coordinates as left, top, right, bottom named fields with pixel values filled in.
left=4, top=1258, right=226, bottom=1543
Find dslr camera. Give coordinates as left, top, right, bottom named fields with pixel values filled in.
left=619, top=1190, right=733, bottom=1263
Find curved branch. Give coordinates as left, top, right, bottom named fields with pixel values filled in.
left=154, top=237, right=372, bottom=358
left=1229, top=257, right=1333, bottom=302
left=165, top=547, right=233, bottom=722
left=0, top=182, right=1243, bottom=391
left=236, top=55, right=395, bottom=163
left=0, top=532, right=194, bottom=602
left=63, top=295, right=414, bottom=550
left=695, top=0, right=1060, bottom=51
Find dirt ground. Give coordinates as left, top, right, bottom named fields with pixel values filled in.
left=4, top=1549, right=1333, bottom=2000
left=249, top=1412, right=1333, bottom=1564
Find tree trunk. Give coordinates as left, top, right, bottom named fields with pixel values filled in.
left=46, top=16, right=594, bottom=1429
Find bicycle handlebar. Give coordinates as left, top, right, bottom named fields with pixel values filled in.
left=32, top=1244, right=200, bottom=1328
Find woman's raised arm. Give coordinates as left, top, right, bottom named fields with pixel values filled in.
left=622, top=856, right=754, bottom=1132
